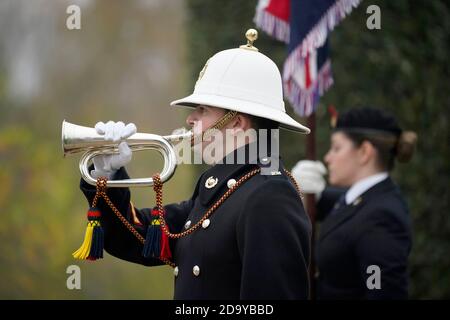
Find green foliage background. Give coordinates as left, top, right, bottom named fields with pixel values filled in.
left=186, top=0, right=449, bottom=299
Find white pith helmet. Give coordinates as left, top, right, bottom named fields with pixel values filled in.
left=170, top=29, right=310, bottom=134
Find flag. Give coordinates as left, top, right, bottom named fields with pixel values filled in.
left=255, top=0, right=362, bottom=116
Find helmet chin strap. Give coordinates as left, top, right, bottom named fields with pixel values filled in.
left=191, top=110, right=238, bottom=146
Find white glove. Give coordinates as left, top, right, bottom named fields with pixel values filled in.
left=291, top=160, right=327, bottom=198
left=90, top=121, right=137, bottom=179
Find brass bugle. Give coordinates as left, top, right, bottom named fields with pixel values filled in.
left=62, top=120, right=192, bottom=187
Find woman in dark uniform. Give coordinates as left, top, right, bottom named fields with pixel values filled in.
left=292, top=107, right=417, bottom=299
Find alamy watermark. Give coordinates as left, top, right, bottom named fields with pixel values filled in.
left=66, top=5, right=81, bottom=30
left=366, top=5, right=381, bottom=30
left=170, top=125, right=280, bottom=175
left=66, top=265, right=81, bottom=290
left=366, top=265, right=381, bottom=290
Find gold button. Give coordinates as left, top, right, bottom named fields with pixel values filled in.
left=193, top=265, right=200, bottom=277
left=202, top=219, right=210, bottom=229
left=227, top=179, right=237, bottom=188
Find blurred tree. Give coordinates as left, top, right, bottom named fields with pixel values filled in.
left=0, top=0, right=190, bottom=299
left=186, top=0, right=450, bottom=298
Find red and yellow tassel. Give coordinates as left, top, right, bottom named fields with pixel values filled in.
left=73, top=207, right=104, bottom=260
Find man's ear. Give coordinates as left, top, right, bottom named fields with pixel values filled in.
left=230, top=113, right=252, bottom=132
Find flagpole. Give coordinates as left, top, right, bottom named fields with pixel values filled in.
left=305, top=113, right=317, bottom=300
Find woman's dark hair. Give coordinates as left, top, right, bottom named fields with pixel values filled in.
left=342, top=131, right=398, bottom=171
left=335, top=107, right=417, bottom=171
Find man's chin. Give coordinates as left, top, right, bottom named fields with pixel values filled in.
left=192, top=142, right=228, bottom=165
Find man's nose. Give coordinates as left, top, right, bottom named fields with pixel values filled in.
left=186, top=113, right=195, bottom=127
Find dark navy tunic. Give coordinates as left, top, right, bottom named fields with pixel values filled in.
left=81, top=145, right=311, bottom=299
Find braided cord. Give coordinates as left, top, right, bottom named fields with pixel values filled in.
left=94, top=167, right=302, bottom=268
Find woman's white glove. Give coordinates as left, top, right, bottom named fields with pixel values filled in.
left=90, top=121, right=137, bottom=179
left=291, top=160, right=327, bottom=199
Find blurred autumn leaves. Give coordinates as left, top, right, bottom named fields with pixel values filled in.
left=0, top=0, right=192, bottom=299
